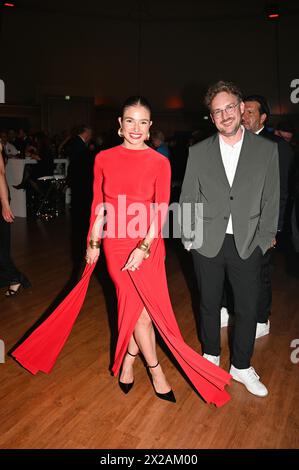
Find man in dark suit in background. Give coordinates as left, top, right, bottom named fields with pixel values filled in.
left=67, top=125, right=93, bottom=279
left=243, top=96, right=293, bottom=234
left=275, top=120, right=295, bottom=144
left=222, top=95, right=293, bottom=338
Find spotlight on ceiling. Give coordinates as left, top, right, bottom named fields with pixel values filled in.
left=3, top=2, right=16, bottom=7
left=266, top=3, right=280, bottom=20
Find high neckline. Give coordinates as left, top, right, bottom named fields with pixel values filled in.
left=118, top=145, right=151, bottom=152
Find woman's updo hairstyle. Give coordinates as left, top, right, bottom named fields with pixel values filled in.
left=120, top=96, right=152, bottom=119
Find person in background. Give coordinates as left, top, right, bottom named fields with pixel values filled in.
left=151, top=130, right=170, bottom=159
left=13, top=132, right=54, bottom=193
left=58, top=130, right=73, bottom=157
left=290, top=153, right=299, bottom=263
left=0, top=141, right=31, bottom=296
left=0, top=132, right=20, bottom=158
left=88, top=134, right=104, bottom=160
left=275, top=122, right=299, bottom=275
left=67, top=125, right=93, bottom=279
left=275, top=120, right=295, bottom=144
left=15, top=128, right=32, bottom=156
left=7, top=129, right=17, bottom=147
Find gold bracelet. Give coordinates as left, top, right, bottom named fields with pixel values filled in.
left=137, top=239, right=150, bottom=258
left=89, top=239, right=100, bottom=249
left=138, top=240, right=149, bottom=251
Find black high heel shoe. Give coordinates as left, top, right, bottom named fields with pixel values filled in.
left=119, top=351, right=138, bottom=394
left=13, top=183, right=26, bottom=190
left=5, top=275, right=31, bottom=297
left=147, top=361, right=176, bottom=403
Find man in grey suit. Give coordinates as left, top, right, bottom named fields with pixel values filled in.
left=179, top=81, right=280, bottom=397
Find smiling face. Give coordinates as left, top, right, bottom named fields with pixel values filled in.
left=118, top=104, right=152, bottom=149
left=210, top=91, right=244, bottom=137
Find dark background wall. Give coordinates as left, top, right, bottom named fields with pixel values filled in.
left=0, top=0, right=298, bottom=133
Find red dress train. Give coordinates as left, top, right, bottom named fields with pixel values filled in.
left=12, top=145, right=231, bottom=407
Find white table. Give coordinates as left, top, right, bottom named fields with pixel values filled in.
left=54, top=158, right=71, bottom=204
left=6, top=158, right=36, bottom=217
left=5, top=157, right=70, bottom=217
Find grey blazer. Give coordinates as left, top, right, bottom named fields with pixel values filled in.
left=179, top=129, right=280, bottom=259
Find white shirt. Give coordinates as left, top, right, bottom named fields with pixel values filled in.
left=79, top=135, right=87, bottom=145
left=256, top=126, right=264, bottom=135
left=219, top=126, right=245, bottom=234
left=4, top=142, right=19, bottom=157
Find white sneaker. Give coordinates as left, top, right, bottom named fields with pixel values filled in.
left=203, top=353, right=220, bottom=366
left=220, top=307, right=230, bottom=327
left=255, top=320, right=270, bottom=339
left=229, top=365, right=268, bottom=397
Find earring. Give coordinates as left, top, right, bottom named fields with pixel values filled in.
left=118, top=127, right=124, bottom=138
left=146, top=132, right=150, bottom=141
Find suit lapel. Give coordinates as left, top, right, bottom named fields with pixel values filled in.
left=209, top=133, right=230, bottom=188
left=231, top=129, right=251, bottom=192
left=209, top=129, right=252, bottom=191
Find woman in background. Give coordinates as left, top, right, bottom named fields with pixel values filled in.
left=0, top=142, right=31, bottom=296
left=13, top=132, right=54, bottom=193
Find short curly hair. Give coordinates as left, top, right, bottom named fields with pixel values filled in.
left=204, top=80, right=243, bottom=110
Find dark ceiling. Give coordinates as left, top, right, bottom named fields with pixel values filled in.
left=2, top=0, right=299, bottom=22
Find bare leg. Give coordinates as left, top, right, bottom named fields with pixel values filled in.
left=119, top=335, right=139, bottom=384
left=133, top=307, right=172, bottom=394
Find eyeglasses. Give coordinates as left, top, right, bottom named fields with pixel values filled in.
left=211, top=101, right=240, bottom=119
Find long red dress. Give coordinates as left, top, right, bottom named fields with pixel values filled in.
left=12, top=145, right=231, bottom=407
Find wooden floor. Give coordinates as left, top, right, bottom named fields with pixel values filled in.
left=0, top=213, right=299, bottom=449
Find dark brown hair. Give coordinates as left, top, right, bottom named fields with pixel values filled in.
left=204, top=80, right=243, bottom=110
left=244, top=95, right=270, bottom=119
left=120, top=96, right=152, bottom=118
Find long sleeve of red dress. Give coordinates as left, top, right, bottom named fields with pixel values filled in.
left=12, top=145, right=231, bottom=407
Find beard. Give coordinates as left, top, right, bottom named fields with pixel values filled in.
left=218, top=117, right=241, bottom=137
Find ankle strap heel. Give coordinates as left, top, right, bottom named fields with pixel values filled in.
left=119, top=351, right=138, bottom=395
left=146, top=361, right=176, bottom=403
left=147, top=361, right=160, bottom=369
left=127, top=351, right=138, bottom=357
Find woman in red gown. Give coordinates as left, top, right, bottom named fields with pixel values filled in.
left=12, top=96, right=231, bottom=407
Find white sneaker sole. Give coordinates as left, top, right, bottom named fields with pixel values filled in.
left=231, top=374, right=268, bottom=397
left=255, top=323, right=270, bottom=339
left=203, top=355, right=220, bottom=367
left=220, top=308, right=234, bottom=328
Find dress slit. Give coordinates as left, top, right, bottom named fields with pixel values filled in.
left=110, top=240, right=231, bottom=407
